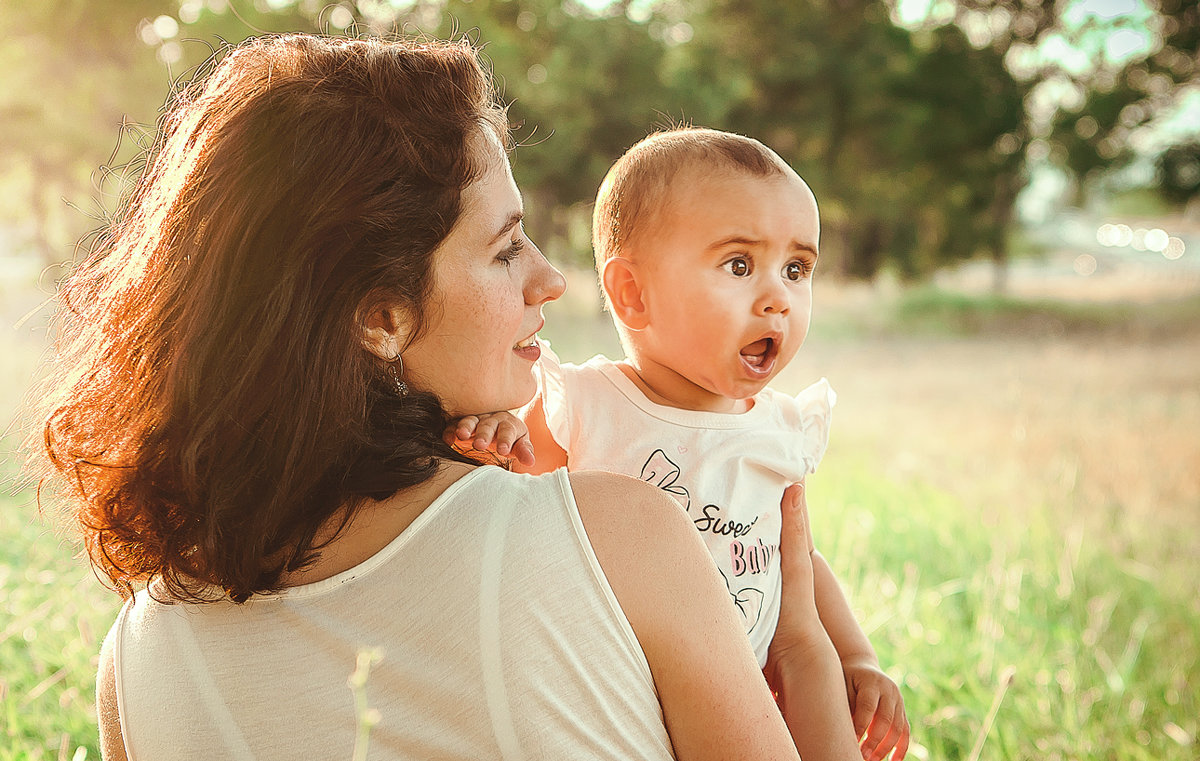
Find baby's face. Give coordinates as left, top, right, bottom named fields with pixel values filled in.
left=625, top=166, right=819, bottom=411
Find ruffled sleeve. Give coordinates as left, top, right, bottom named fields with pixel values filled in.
left=532, top=339, right=573, bottom=452
left=771, top=378, right=837, bottom=476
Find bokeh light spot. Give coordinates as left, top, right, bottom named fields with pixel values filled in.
left=157, top=41, right=183, bottom=65
left=1104, top=28, right=1151, bottom=64
left=1143, top=228, right=1168, bottom=252
left=1113, top=223, right=1133, bottom=247
left=179, top=1, right=203, bottom=24
left=138, top=19, right=160, bottom=46
left=516, top=11, right=537, bottom=31
left=526, top=64, right=548, bottom=84
left=329, top=5, right=354, bottom=29
left=1164, top=237, right=1185, bottom=260
left=1074, top=254, right=1097, bottom=276
left=152, top=15, right=179, bottom=40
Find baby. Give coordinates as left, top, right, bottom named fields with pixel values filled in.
left=458, top=128, right=908, bottom=761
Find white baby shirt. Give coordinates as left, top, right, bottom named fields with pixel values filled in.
left=536, top=345, right=836, bottom=666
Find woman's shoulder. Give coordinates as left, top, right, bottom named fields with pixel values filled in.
left=566, top=470, right=689, bottom=530
left=565, top=470, right=711, bottom=624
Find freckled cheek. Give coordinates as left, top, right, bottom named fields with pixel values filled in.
left=468, top=291, right=525, bottom=361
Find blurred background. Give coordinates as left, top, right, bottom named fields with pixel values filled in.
left=2, top=1, right=1198, bottom=759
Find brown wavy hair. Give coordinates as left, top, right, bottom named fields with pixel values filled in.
left=31, top=34, right=508, bottom=603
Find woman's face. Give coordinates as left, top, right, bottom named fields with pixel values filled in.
left=401, top=130, right=566, bottom=417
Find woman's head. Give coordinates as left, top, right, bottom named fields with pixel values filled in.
left=36, top=33, right=539, bottom=602
left=367, top=127, right=565, bottom=417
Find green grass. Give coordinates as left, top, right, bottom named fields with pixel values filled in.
left=807, top=449, right=1199, bottom=761
left=808, top=285, right=1200, bottom=342
left=893, top=288, right=1200, bottom=340
left=1, top=441, right=121, bottom=761
left=6, top=441, right=1196, bottom=759
left=4, top=288, right=1198, bottom=759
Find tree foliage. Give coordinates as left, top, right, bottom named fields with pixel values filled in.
left=3, top=0, right=1196, bottom=280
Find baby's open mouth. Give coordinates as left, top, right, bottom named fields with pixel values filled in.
left=740, top=337, right=777, bottom=369
left=734, top=333, right=782, bottom=376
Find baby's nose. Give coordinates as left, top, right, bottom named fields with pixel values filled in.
left=755, top=280, right=791, bottom=315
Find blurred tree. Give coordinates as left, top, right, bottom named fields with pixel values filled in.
left=1156, top=140, right=1200, bottom=206
left=1060, top=0, right=1198, bottom=206
left=951, top=0, right=1200, bottom=207
left=126, top=0, right=682, bottom=265
left=0, top=0, right=175, bottom=265
left=676, top=0, right=1027, bottom=282
left=13, top=0, right=1189, bottom=283
left=900, top=24, right=1025, bottom=284
left=0, top=0, right=328, bottom=266
left=427, top=0, right=680, bottom=263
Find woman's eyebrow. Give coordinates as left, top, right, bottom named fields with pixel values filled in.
left=488, top=211, right=524, bottom=244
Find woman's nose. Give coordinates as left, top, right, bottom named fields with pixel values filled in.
left=526, top=241, right=567, bottom=305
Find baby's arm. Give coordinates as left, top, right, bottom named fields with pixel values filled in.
left=514, top=393, right=568, bottom=474
left=811, top=551, right=909, bottom=760
left=445, top=394, right=567, bottom=474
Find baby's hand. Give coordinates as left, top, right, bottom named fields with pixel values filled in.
left=844, top=657, right=910, bottom=761
left=444, top=412, right=535, bottom=467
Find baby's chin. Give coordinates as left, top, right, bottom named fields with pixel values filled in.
left=705, top=378, right=772, bottom=412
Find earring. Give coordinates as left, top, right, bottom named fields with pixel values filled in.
left=387, top=352, right=410, bottom=398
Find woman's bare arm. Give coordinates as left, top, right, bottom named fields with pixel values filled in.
left=97, top=624, right=129, bottom=761
left=765, top=484, right=863, bottom=760
left=570, top=470, right=800, bottom=761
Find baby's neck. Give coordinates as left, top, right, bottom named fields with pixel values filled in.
left=615, top=360, right=752, bottom=414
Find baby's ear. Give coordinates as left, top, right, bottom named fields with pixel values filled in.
left=601, top=257, right=650, bottom=331
left=359, top=298, right=414, bottom=360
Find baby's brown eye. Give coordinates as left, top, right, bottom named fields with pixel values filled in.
left=784, top=262, right=804, bottom=281
left=728, top=258, right=750, bottom=276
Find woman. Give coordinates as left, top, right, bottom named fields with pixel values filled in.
left=32, top=34, right=852, bottom=760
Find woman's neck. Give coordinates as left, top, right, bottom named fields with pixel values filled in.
left=278, top=460, right=476, bottom=587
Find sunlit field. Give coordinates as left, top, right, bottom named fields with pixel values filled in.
left=3, top=273, right=1198, bottom=759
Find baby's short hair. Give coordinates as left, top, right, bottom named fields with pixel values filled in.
left=592, top=127, right=789, bottom=266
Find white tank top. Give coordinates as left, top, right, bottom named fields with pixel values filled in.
left=110, top=467, right=675, bottom=760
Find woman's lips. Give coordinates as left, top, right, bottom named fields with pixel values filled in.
left=513, top=334, right=541, bottom=362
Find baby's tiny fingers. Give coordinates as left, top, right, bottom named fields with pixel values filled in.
left=862, top=708, right=900, bottom=761
left=494, top=420, right=526, bottom=456
left=512, top=438, right=536, bottom=467
left=472, top=417, right=502, bottom=450
left=890, top=721, right=911, bottom=761
left=853, top=686, right=881, bottom=739
left=454, top=416, right=480, bottom=441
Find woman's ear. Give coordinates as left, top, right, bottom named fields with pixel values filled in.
left=601, top=257, right=650, bottom=331
left=360, top=302, right=413, bottom=361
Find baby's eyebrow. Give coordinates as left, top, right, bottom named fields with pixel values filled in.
left=706, top=235, right=760, bottom=250
left=705, top=235, right=819, bottom=256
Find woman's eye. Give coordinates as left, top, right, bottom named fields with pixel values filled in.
left=726, top=257, right=750, bottom=277
left=497, top=238, right=525, bottom=265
